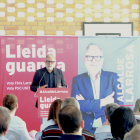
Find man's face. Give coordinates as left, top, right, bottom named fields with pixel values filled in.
left=45, top=56, right=56, bottom=71
left=84, top=46, right=104, bottom=75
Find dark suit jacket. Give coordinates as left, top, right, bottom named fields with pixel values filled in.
left=71, top=70, right=124, bottom=133
left=30, top=67, right=67, bottom=107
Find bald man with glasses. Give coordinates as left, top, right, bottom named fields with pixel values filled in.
left=71, top=43, right=123, bottom=134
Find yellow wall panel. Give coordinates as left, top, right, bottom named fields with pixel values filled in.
left=38, top=22, right=51, bottom=26
left=45, top=26, right=57, bottom=30
left=64, top=22, right=76, bottom=26
left=18, top=26, right=30, bottom=30
left=0, top=1, right=139, bottom=35
left=51, top=22, right=63, bottom=26
left=0, top=26, right=4, bottom=30
left=25, top=22, right=38, bottom=25
left=32, top=26, right=44, bottom=30
left=12, top=22, right=24, bottom=25
left=5, top=26, right=18, bottom=30
left=5, top=30, right=17, bottom=35
left=45, top=31, right=56, bottom=35
left=25, top=31, right=37, bottom=35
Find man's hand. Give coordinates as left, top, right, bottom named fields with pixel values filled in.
left=101, top=92, right=115, bottom=107
left=57, top=83, right=62, bottom=88
left=76, top=94, right=85, bottom=100
left=36, top=85, right=48, bottom=95
left=40, top=85, right=48, bottom=88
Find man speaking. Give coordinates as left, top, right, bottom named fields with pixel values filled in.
left=30, top=54, right=67, bottom=107
left=71, top=43, right=124, bottom=133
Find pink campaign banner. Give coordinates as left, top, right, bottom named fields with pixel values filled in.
left=0, top=36, right=78, bottom=131
left=38, top=88, right=70, bottom=118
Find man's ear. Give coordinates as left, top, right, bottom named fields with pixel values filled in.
left=84, top=56, right=86, bottom=63
left=105, top=114, right=108, bottom=120
left=4, top=127, right=9, bottom=136
left=16, top=103, right=18, bottom=109
left=58, top=123, right=63, bottom=131
left=81, top=120, right=84, bottom=129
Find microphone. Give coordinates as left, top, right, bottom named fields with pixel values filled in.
left=53, top=72, right=68, bottom=88
left=38, top=71, right=47, bottom=88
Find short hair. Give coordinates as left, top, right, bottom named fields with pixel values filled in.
left=3, top=94, right=17, bottom=111
left=105, top=103, right=120, bottom=123
left=0, top=106, right=10, bottom=134
left=61, top=97, right=80, bottom=109
left=86, top=43, right=103, bottom=55
left=46, top=54, right=55, bottom=60
left=110, top=106, right=137, bottom=140
left=133, top=98, right=140, bottom=114
left=124, top=125, right=140, bottom=140
left=48, top=99, right=63, bottom=124
left=59, top=105, right=82, bottom=133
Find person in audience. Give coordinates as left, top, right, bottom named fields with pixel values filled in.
left=41, top=97, right=95, bottom=140
left=3, top=94, right=37, bottom=140
left=94, top=103, right=119, bottom=140
left=123, top=125, right=140, bottom=140
left=134, top=98, right=140, bottom=114
left=133, top=98, right=140, bottom=124
left=40, top=99, right=63, bottom=131
left=104, top=106, right=137, bottom=140
left=0, top=106, right=11, bottom=140
left=59, top=105, right=85, bottom=140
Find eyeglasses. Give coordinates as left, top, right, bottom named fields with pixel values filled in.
left=46, top=61, right=55, bottom=64
left=85, top=55, right=103, bottom=62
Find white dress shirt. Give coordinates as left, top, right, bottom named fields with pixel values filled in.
left=9, top=114, right=31, bottom=140
left=89, top=72, right=102, bottom=127
left=95, top=125, right=112, bottom=139
left=89, top=72, right=101, bottom=99
left=0, top=136, right=8, bottom=140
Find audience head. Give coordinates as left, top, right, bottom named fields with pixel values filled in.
left=124, top=125, right=140, bottom=140
left=48, top=99, right=63, bottom=124
left=61, top=97, right=80, bottom=109
left=59, top=105, right=83, bottom=134
left=105, top=103, right=119, bottom=123
left=0, top=106, right=11, bottom=136
left=133, top=98, right=140, bottom=114
left=3, top=94, right=18, bottom=112
left=110, top=106, right=137, bottom=140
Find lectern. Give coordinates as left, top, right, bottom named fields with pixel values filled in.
left=37, top=88, right=70, bottom=118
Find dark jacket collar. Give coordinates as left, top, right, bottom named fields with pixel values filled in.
left=60, top=134, right=86, bottom=140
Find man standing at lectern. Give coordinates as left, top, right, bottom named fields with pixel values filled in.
left=71, top=43, right=123, bottom=133
left=30, top=54, right=67, bottom=107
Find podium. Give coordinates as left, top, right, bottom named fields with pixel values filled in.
left=37, top=88, right=70, bottom=118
